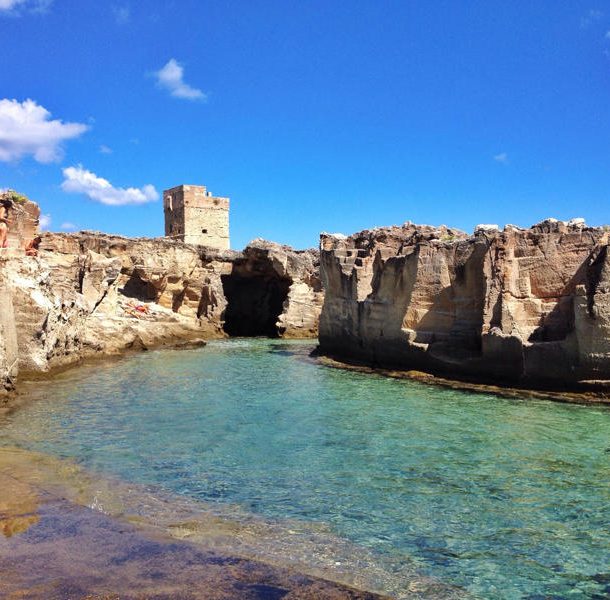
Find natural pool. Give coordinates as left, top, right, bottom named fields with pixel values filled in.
left=1, top=339, right=609, bottom=599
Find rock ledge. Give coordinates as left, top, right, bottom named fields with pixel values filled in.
left=319, top=220, right=610, bottom=390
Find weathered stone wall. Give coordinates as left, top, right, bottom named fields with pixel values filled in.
left=319, top=221, right=610, bottom=389
left=164, top=185, right=230, bottom=249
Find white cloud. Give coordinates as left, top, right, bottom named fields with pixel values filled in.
left=0, top=0, right=52, bottom=14
left=99, top=144, right=113, bottom=154
left=60, top=222, right=77, bottom=231
left=493, top=152, right=509, bottom=165
left=154, top=59, right=206, bottom=101
left=0, top=99, right=88, bottom=164
left=61, top=165, right=159, bottom=206
left=0, top=0, right=25, bottom=10
left=112, top=5, right=130, bottom=25
left=39, top=213, right=51, bottom=230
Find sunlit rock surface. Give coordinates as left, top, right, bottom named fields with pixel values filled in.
left=0, top=192, right=41, bottom=251
left=319, top=220, right=610, bottom=389
left=0, top=228, right=322, bottom=394
left=223, top=238, right=323, bottom=338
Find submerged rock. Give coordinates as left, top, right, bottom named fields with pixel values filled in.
left=318, top=221, right=610, bottom=389
left=0, top=448, right=393, bottom=600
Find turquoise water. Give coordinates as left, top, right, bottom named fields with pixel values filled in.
left=1, top=339, right=609, bottom=599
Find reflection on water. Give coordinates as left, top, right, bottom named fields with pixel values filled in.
left=1, top=339, right=609, bottom=599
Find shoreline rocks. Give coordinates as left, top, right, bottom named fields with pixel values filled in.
left=318, top=220, right=610, bottom=391
left=0, top=230, right=322, bottom=395
left=3, top=194, right=610, bottom=400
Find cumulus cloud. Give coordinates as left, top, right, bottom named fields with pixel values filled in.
left=39, top=213, right=51, bottom=230
left=60, top=222, right=77, bottom=231
left=61, top=165, right=159, bottom=206
left=0, top=0, right=52, bottom=14
left=154, top=59, right=206, bottom=101
left=99, top=144, right=112, bottom=154
left=0, top=99, right=88, bottom=163
left=493, top=152, right=509, bottom=165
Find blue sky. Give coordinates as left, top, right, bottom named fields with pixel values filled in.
left=1, top=0, right=609, bottom=249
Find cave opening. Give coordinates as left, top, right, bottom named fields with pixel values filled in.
left=120, top=273, right=158, bottom=302
left=221, top=270, right=291, bottom=337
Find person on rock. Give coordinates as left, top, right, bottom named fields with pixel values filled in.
left=25, top=235, right=42, bottom=257
left=0, top=199, right=13, bottom=249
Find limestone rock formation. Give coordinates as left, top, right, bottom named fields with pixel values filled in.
left=0, top=268, right=19, bottom=394
left=319, top=220, right=610, bottom=389
left=222, top=239, right=323, bottom=338
left=0, top=229, right=322, bottom=395
left=0, top=190, right=41, bottom=250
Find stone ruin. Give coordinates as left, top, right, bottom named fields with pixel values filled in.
left=163, top=184, right=230, bottom=249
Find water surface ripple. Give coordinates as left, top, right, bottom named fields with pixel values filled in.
left=1, top=339, right=609, bottom=599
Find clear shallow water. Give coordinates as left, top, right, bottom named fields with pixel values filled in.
left=1, top=339, right=609, bottom=599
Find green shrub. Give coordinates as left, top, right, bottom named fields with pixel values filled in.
left=1, top=189, right=29, bottom=204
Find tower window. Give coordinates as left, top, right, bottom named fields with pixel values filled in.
left=202, top=229, right=208, bottom=234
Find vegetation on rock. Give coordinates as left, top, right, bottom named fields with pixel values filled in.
left=0, top=189, right=29, bottom=205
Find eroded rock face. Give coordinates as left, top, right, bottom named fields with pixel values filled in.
left=0, top=267, right=19, bottom=393
left=319, top=221, right=610, bottom=388
left=222, top=239, right=323, bottom=338
left=1, top=192, right=41, bottom=250
left=0, top=231, right=322, bottom=394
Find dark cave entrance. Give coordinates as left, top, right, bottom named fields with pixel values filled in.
left=120, top=273, right=158, bottom=302
left=221, top=271, right=291, bottom=337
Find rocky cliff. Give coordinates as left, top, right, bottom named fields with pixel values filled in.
left=1, top=227, right=322, bottom=396
left=319, top=220, right=610, bottom=390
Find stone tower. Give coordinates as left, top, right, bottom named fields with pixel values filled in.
left=163, top=184, right=230, bottom=249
